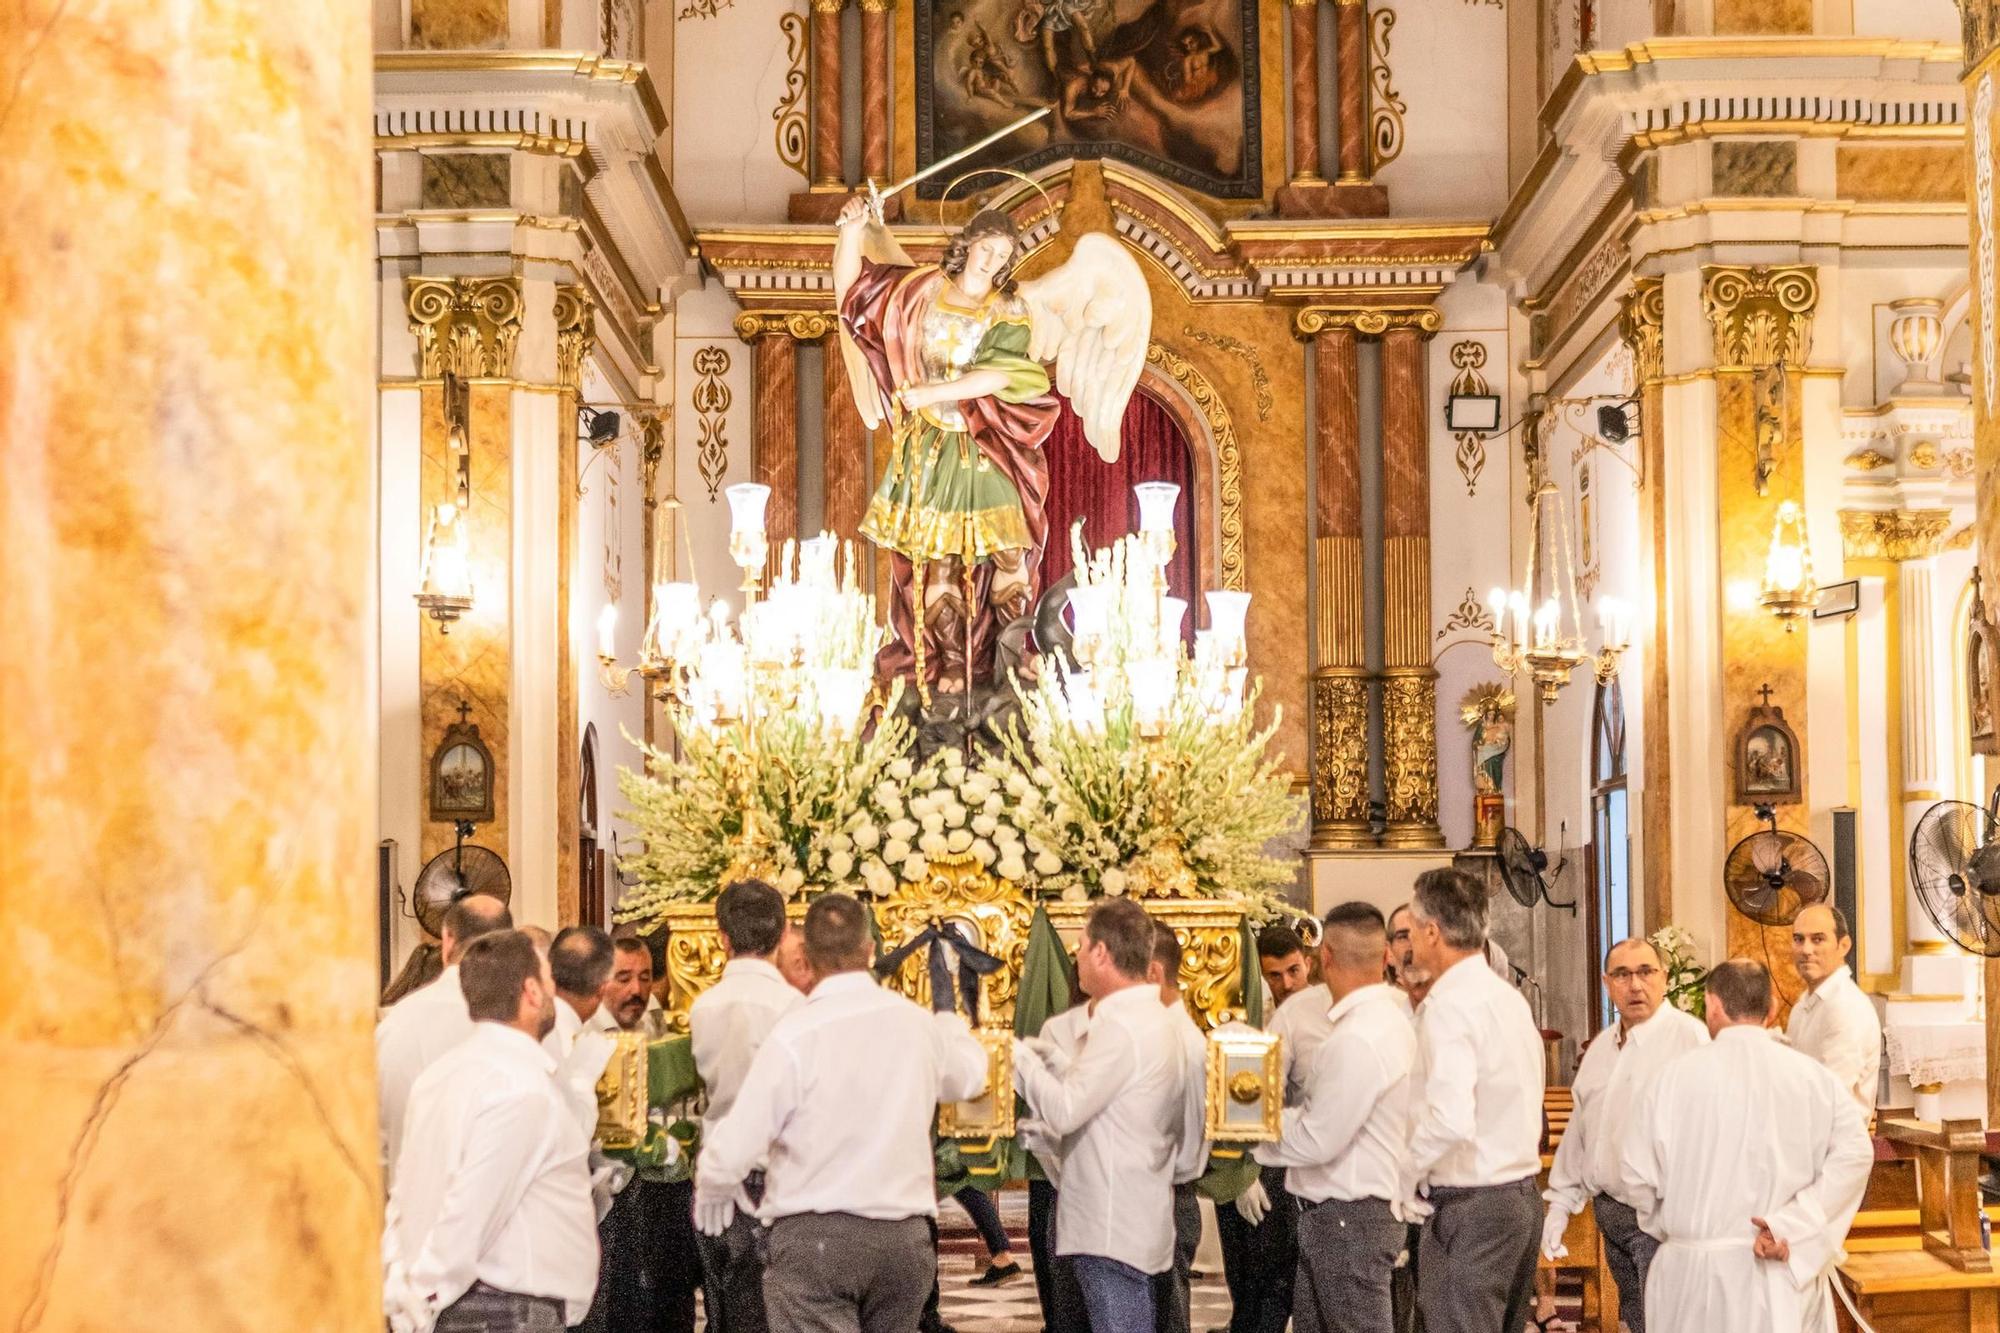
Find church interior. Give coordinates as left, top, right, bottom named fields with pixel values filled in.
left=14, top=0, right=2000, bottom=1327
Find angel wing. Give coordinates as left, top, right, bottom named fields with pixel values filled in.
left=836, top=216, right=917, bottom=432
left=1018, top=232, right=1152, bottom=463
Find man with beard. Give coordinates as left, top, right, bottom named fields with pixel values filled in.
left=384, top=929, right=597, bottom=1333
left=1384, top=905, right=1432, bottom=1011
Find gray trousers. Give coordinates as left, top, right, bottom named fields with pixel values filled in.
left=762, top=1213, right=933, bottom=1333
left=1292, top=1197, right=1405, bottom=1333
left=1416, top=1179, right=1540, bottom=1333
left=1592, top=1194, right=1659, bottom=1333
left=438, top=1282, right=566, bottom=1333
left=1153, top=1182, right=1204, bottom=1333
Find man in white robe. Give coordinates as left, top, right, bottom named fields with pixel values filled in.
left=1620, top=959, right=1873, bottom=1333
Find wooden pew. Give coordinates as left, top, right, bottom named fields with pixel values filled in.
left=1536, top=1087, right=1621, bottom=1332
left=1835, top=1116, right=2000, bottom=1332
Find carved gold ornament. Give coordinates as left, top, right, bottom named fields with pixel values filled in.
left=1294, top=306, right=1442, bottom=339
left=1701, top=266, right=1818, bottom=369
left=1908, top=441, right=1942, bottom=470
left=1381, top=669, right=1440, bottom=828
left=407, top=275, right=524, bottom=379
left=555, top=285, right=597, bottom=392
left=1183, top=325, right=1272, bottom=422
left=1146, top=342, right=1246, bottom=591
left=733, top=309, right=838, bottom=343
left=1948, top=448, right=1975, bottom=479
left=938, top=1029, right=1015, bottom=1139
left=1228, top=1071, right=1263, bottom=1103
left=1311, top=670, right=1370, bottom=829
left=1369, top=8, right=1407, bottom=172
left=1838, top=508, right=1953, bottom=562
left=1845, top=449, right=1893, bottom=472
left=691, top=345, right=733, bottom=502
left=773, top=12, right=809, bottom=180
left=1206, top=1025, right=1282, bottom=1142
left=1619, top=278, right=1664, bottom=386
left=594, top=1030, right=650, bottom=1149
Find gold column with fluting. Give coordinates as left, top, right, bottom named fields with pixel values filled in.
left=1380, top=315, right=1444, bottom=848
left=0, top=0, right=380, bottom=1326
left=1619, top=277, right=1670, bottom=931
left=555, top=286, right=597, bottom=925
left=735, top=311, right=836, bottom=551
left=1298, top=316, right=1371, bottom=847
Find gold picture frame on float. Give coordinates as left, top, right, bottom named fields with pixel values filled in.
left=594, top=1030, right=650, bottom=1151
left=939, top=1027, right=1016, bottom=1140
left=1204, top=1026, right=1282, bottom=1142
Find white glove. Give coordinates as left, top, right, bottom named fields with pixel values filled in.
left=1235, top=1177, right=1271, bottom=1226
left=1017, top=1117, right=1061, bottom=1160
left=1541, top=1206, right=1571, bottom=1261
left=693, top=1186, right=737, bottom=1238
left=1012, top=1037, right=1046, bottom=1093
left=1391, top=1193, right=1434, bottom=1225
left=1019, top=1034, right=1073, bottom=1077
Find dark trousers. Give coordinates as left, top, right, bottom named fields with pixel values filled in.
left=1390, top=1224, right=1420, bottom=1333
left=1293, top=1197, right=1405, bottom=1333
left=695, top=1176, right=768, bottom=1333
left=441, top=1283, right=566, bottom=1333
left=1416, top=1179, right=1540, bottom=1333
left=1592, top=1194, right=1659, bottom=1333
left=1152, top=1182, right=1203, bottom=1333
left=579, top=1179, right=699, bottom=1333
left=1030, top=1179, right=1091, bottom=1333
left=1215, top=1166, right=1297, bottom=1333
left=1074, top=1256, right=1156, bottom=1333
left=953, top=1185, right=1012, bottom=1259
left=763, top=1212, right=933, bottom=1333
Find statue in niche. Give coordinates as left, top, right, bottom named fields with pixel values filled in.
left=1461, top=684, right=1515, bottom=847
left=1971, top=569, right=1998, bottom=756
left=832, top=189, right=1149, bottom=737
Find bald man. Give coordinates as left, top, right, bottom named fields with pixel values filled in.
left=1541, top=939, right=1707, bottom=1331
left=1785, top=904, right=1881, bottom=1109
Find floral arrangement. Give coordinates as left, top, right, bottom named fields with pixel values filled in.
left=832, top=746, right=1044, bottom=896
left=1648, top=924, right=1707, bottom=1018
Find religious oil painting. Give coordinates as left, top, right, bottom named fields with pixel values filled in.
left=1736, top=717, right=1800, bottom=804
left=916, top=0, right=1262, bottom=198
left=1970, top=580, right=1998, bottom=756
left=429, top=719, right=495, bottom=824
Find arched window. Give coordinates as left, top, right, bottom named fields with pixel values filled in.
left=1590, top=679, right=1630, bottom=1030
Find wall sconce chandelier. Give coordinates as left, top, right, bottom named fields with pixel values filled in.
left=416, top=372, right=476, bottom=631
left=1487, top=481, right=1629, bottom=703
left=1759, top=499, right=1820, bottom=630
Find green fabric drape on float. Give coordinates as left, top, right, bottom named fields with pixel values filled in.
left=1014, top=905, right=1076, bottom=1040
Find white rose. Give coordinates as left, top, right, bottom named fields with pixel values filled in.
left=827, top=832, right=853, bottom=854
left=827, top=850, right=855, bottom=879
left=915, top=768, right=939, bottom=790
left=971, top=814, right=998, bottom=837
left=860, top=857, right=895, bottom=896
left=996, top=856, right=1028, bottom=882
left=971, top=838, right=997, bottom=866
left=1100, top=867, right=1129, bottom=896
left=1005, top=772, right=1030, bottom=798
left=946, top=828, right=974, bottom=854
left=1033, top=850, right=1062, bottom=876
left=962, top=774, right=994, bottom=800
left=778, top=866, right=807, bottom=895
left=1019, top=787, right=1042, bottom=810
left=887, top=819, right=919, bottom=842
left=1026, top=835, right=1048, bottom=856
left=944, top=765, right=966, bottom=789
left=874, top=781, right=901, bottom=807
left=921, top=812, right=946, bottom=835
left=943, top=803, right=968, bottom=828
left=883, top=837, right=912, bottom=864
left=938, top=748, right=963, bottom=768
left=853, top=824, right=881, bottom=851
left=983, top=793, right=1004, bottom=816
left=919, top=831, right=948, bottom=856
left=887, top=757, right=914, bottom=781
left=903, top=854, right=929, bottom=880
left=1061, top=883, right=1089, bottom=903
left=878, top=794, right=904, bottom=819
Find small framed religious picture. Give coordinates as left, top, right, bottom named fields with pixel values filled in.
left=1735, top=685, right=1801, bottom=805
left=1969, top=571, right=1998, bottom=757
left=939, top=1028, right=1015, bottom=1139
left=429, top=701, right=495, bottom=824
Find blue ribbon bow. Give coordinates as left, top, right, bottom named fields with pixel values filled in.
left=875, top=919, right=1004, bottom=1019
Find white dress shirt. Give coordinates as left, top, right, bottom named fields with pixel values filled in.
left=690, top=957, right=805, bottom=1132
left=1167, top=1001, right=1210, bottom=1185
left=377, top=966, right=475, bottom=1180
left=1016, top=983, right=1185, bottom=1274
left=1257, top=984, right=1415, bottom=1204
left=1267, top=986, right=1340, bottom=1105
left=1785, top=967, right=1882, bottom=1110
left=1544, top=1005, right=1707, bottom=1220
left=1407, top=952, right=1545, bottom=1192
left=542, top=994, right=587, bottom=1061
left=384, top=1024, right=600, bottom=1332
left=697, top=971, right=988, bottom=1222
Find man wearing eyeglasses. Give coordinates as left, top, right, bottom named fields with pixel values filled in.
left=1540, top=938, right=1708, bottom=1331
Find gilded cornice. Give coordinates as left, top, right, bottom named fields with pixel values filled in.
left=639, top=413, right=666, bottom=502
left=1293, top=306, right=1442, bottom=339
left=733, top=309, right=838, bottom=342
left=1700, top=265, right=1818, bottom=368
left=554, top=285, right=596, bottom=391
left=1838, top=508, right=1954, bottom=561
left=1970, top=0, right=2000, bottom=75
left=407, top=275, right=523, bottom=379
left=375, top=52, right=668, bottom=137
left=1619, top=278, right=1665, bottom=384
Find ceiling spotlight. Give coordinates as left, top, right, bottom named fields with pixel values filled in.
left=581, top=407, right=621, bottom=449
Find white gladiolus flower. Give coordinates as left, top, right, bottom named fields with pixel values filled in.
left=1033, top=850, right=1062, bottom=876
left=996, top=857, right=1028, bottom=881
left=1100, top=867, right=1129, bottom=896
left=921, top=812, right=945, bottom=835
left=961, top=776, right=993, bottom=804
left=853, top=824, right=880, bottom=851
left=883, top=837, right=912, bottom=864
left=971, top=838, right=997, bottom=866
left=1005, top=772, right=1030, bottom=797
left=919, top=831, right=948, bottom=856
left=946, top=828, right=974, bottom=853
left=827, top=850, right=855, bottom=879
left=1061, top=884, right=1089, bottom=903
left=887, top=757, right=914, bottom=781
left=1032, top=767, right=1054, bottom=787
left=972, top=814, right=998, bottom=837
left=860, top=858, right=895, bottom=896
left=1050, top=803, right=1073, bottom=827
left=903, top=854, right=929, bottom=880
left=943, top=803, right=968, bottom=828
left=983, top=793, right=1004, bottom=816
left=778, top=867, right=807, bottom=894
left=887, top=819, right=919, bottom=842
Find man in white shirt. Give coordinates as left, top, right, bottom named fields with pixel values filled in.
left=1149, top=921, right=1211, bottom=1333
left=1621, top=959, right=1873, bottom=1333
left=1014, top=898, right=1185, bottom=1333
left=377, top=893, right=512, bottom=1180
left=1541, top=938, right=1708, bottom=1332
left=384, top=929, right=598, bottom=1333
left=542, top=926, right=615, bottom=1133
left=688, top=880, right=803, bottom=1333
left=1401, top=868, right=1545, bottom=1333
left=1785, top=905, right=1882, bottom=1110
left=695, top=892, right=989, bottom=1333
left=1384, top=905, right=1433, bottom=1010
left=1256, top=902, right=1414, bottom=1333
left=1022, top=993, right=1093, bottom=1333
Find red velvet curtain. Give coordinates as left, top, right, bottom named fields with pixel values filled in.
left=1041, top=388, right=1197, bottom=640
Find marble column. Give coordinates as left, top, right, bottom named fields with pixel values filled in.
left=0, top=1, right=380, bottom=1328
left=811, top=0, right=845, bottom=189
left=755, top=334, right=800, bottom=549
left=860, top=0, right=892, bottom=194
left=1380, top=318, right=1444, bottom=848
left=1619, top=278, right=1672, bottom=931
left=1335, top=0, right=1369, bottom=184
left=824, top=338, right=872, bottom=543
left=1301, top=319, right=1372, bottom=848
left=1279, top=0, right=1387, bottom=216
left=1288, top=0, right=1323, bottom=186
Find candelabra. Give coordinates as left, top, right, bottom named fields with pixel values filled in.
left=1486, top=481, right=1629, bottom=703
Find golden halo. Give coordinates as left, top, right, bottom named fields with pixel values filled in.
left=935, top=167, right=1057, bottom=229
